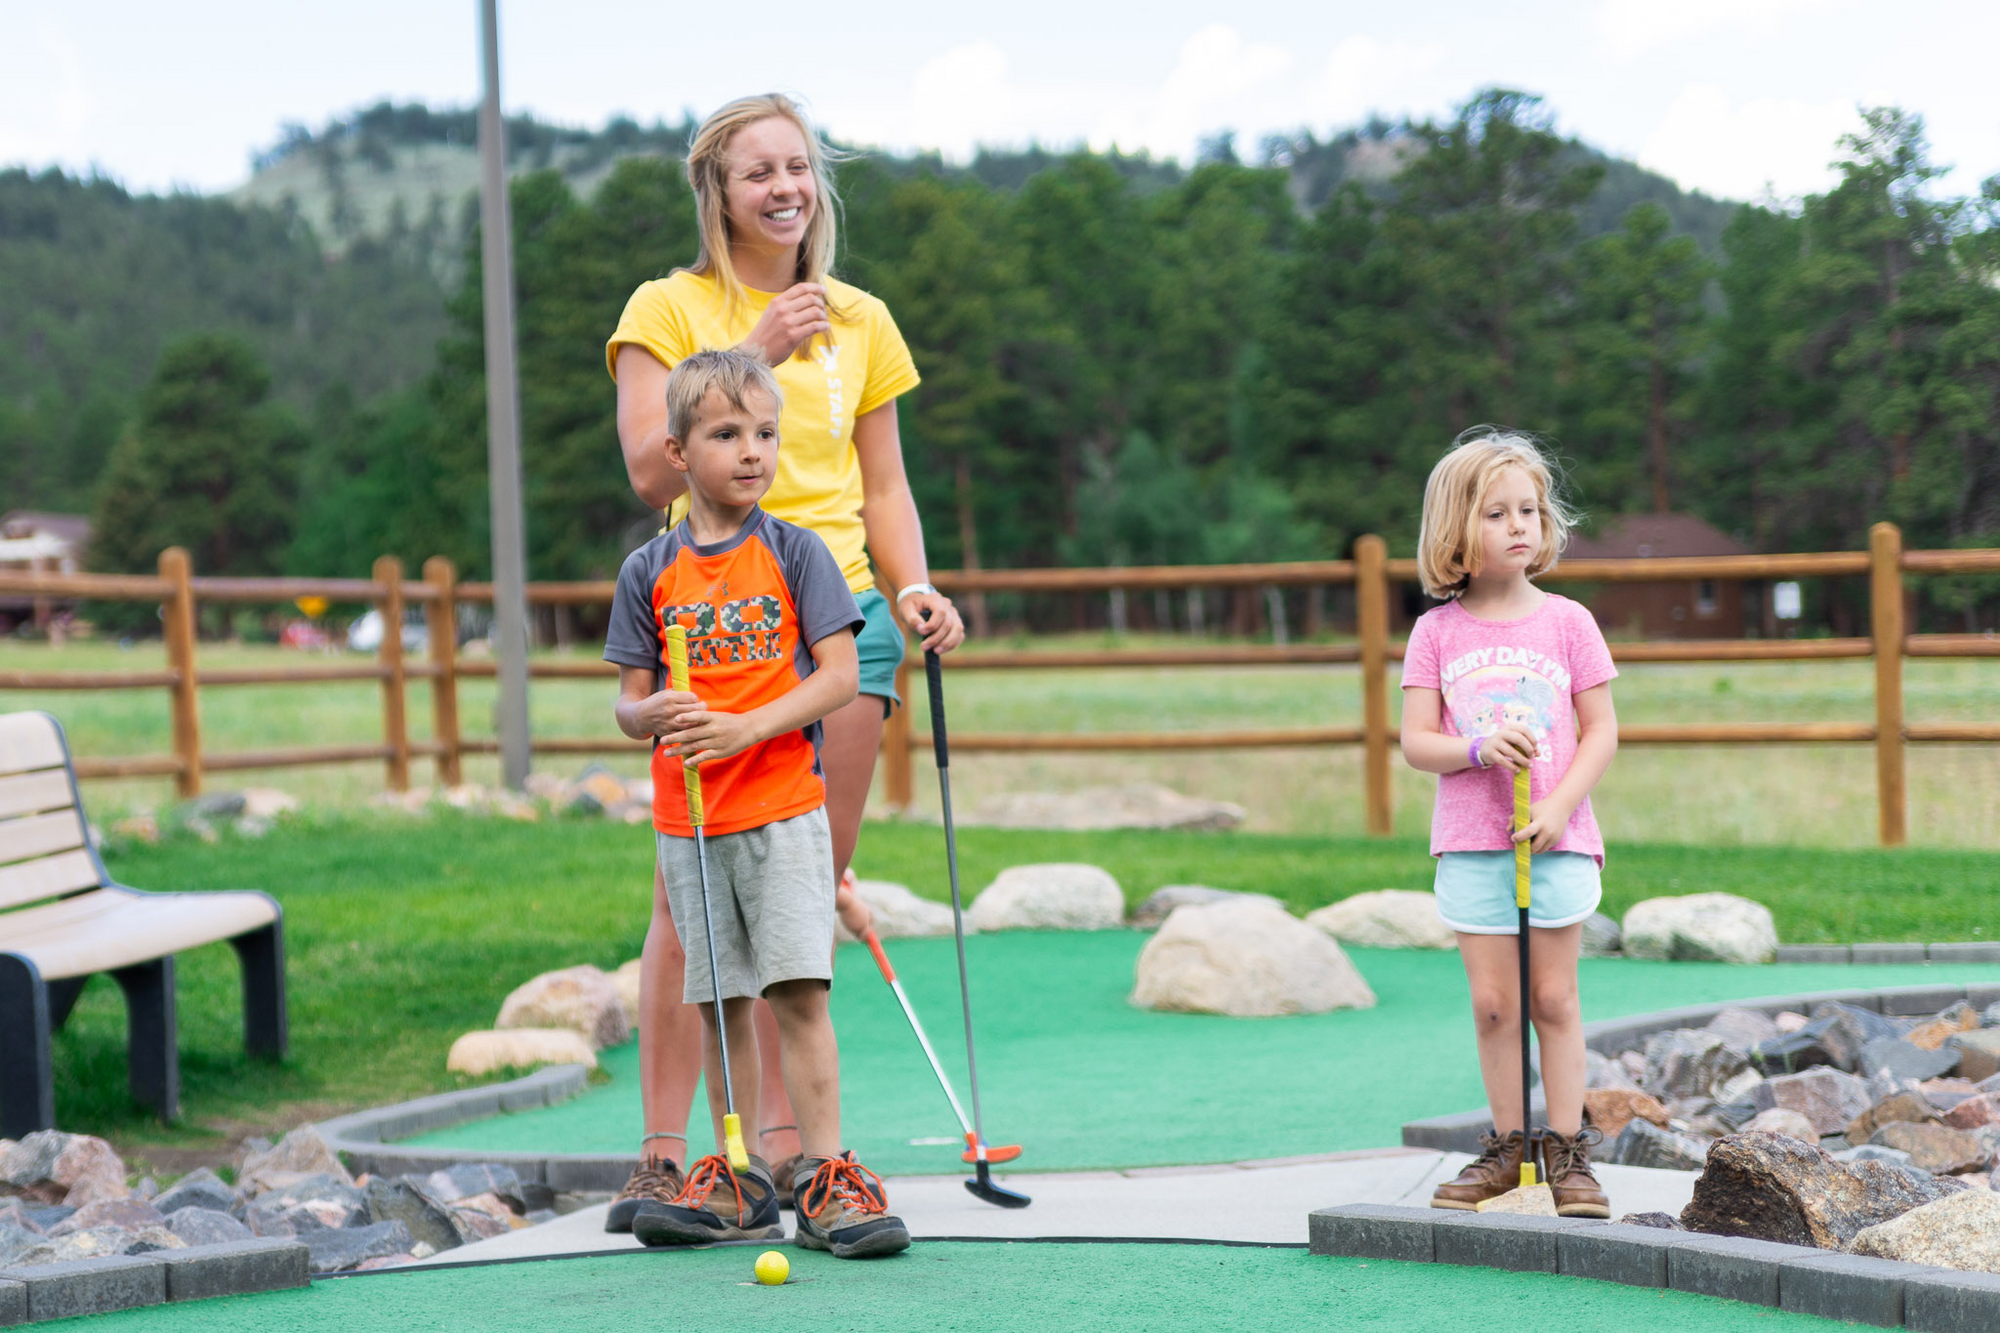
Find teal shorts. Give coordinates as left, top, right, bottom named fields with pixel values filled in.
left=854, top=589, right=905, bottom=709
left=1433, top=850, right=1602, bottom=935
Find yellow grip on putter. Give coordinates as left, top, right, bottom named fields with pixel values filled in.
left=722, top=1112, right=748, bottom=1172
left=1513, top=768, right=1531, bottom=910
left=663, top=625, right=704, bottom=829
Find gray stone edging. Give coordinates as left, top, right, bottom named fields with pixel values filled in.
left=1402, top=981, right=2000, bottom=1154
left=0, top=1238, right=307, bottom=1325
left=1309, top=1204, right=2000, bottom=1332
left=316, top=1063, right=634, bottom=1191
left=1776, top=943, right=2000, bottom=965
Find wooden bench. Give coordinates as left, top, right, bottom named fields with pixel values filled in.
left=0, top=711, right=286, bottom=1137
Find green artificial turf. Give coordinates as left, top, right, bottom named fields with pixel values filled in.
left=403, top=933, right=2000, bottom=1173
left=61, top=1244, right=1857, bottom=1333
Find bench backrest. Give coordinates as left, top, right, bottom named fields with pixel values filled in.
left=0, top=712, right=105, bottom=914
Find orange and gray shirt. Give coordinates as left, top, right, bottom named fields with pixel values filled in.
left=605, top=509, right=862, bottom=837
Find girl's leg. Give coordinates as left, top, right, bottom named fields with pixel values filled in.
left=639, top=860, right=703, bottom=1155
left=1456, top=933, right=1531, bottom=1135
left=1527, top=922, right=1586, bottom=1137
left=754, top=691, right=886, bottom=1165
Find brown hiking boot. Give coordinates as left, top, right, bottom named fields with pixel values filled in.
left=772, top=1152, right=805, bottom=1210
left=1431, top=1130, right=1532, bottom=1210
left=605, top=1154, right=686, bottom=1233
left=632, top=1153, right=783, bottom=1246
left=794, top=1153, right=909, bottom=1258
left=1540, top=1126, right=1610, bottom=1218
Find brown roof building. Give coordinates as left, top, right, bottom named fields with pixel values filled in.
left=1563, top=513, right=1762, bottom=639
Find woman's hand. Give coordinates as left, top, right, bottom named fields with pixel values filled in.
left=902, top=592, right=965, bottom=654
left=738, top=283, right=830, bottom=364
left=1514, top=798, right=1576, bottom=853
left=1476, top=725, right=1538, bottom=773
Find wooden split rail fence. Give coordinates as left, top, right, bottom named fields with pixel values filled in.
left=2, top=524, right=1996, bottom=846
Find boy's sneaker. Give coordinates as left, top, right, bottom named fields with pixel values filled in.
left=1539, top=1126, right=1611, bottom=1218
left=1430, top=1129, right=1531, bottom=1210
left=793, top=1153, right=909, bottom=1258
left=605, top=1154, right=685, bottom=1233
left=631, top=1154, right=783, bottom=1246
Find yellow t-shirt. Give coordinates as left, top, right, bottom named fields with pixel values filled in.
left=605, top=270, right=921, bottom=594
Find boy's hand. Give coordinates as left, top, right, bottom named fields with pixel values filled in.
left=664, top=708, right=764, bottom=767
left=1513, top=798, right=1575, bottom=853
left=1476, top=725, right=1538, bottom=773
left=632, top=688, right=702, bottom=738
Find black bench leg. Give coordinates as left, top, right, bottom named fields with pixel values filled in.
left=230, top=921, right=287, bottom=1061
left=111, top=956, right=179, bottom=1123
left=0, top=953, right=56, bottom=1139
left=46, top=976, right=88, bottom=1031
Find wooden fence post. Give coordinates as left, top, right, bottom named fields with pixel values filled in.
left=424, top=556, right=462, bottom=788
left=1870, top=522, right=1906, bottom=846
left=158, top=547, right=201, bottom=799
left=883, top=659, right=913, bottom=809
left=1356, top=535, right=1393, bottom=836
left=374, top=556, right=410, bottom=793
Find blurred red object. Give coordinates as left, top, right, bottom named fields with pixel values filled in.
left=279, top=619, right=331, bottom=650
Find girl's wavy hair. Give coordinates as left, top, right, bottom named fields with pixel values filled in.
left=682, top=93, right=848, bottom=347
left=1416, top=427, right=1579, bottom=600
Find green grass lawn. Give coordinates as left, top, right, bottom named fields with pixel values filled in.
left=59, top=811, right=2000, bottom=1171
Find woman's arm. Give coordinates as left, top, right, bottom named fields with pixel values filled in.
left=1516, top=683, right=1619, bottom=852
left=614, top=345, right=687, bottom=512
left=852, top=400, right=965, bottom=654
left=1400, top=687, right=1536, bottom=775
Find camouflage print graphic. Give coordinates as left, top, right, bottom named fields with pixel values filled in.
left=719, top=595, right=782, bottom=634
left=659, top=602, right=716, bottom=636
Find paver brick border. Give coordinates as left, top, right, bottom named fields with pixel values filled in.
left=0, top=1238, right=308, bottom=1326
left=1774, top=943, right=2000, bottom=965
left=1310, top=1204, right=2000, bottom=1333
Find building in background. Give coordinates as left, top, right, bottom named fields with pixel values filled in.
left=0, top=511, right=91, bottom=634
left=1564, top=513, right=1768, bottom=639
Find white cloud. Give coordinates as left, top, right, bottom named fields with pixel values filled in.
left=0, top=22, right=92, bottom=170
left=1596, top=0, right=1833, bottom=56
left=1639, top=85, right=1859, bottom=201
left=1090, top=24, right=1292, bottom=160
left=1309, top=36, right=1444, bottom=128
left=903, top=41, right=1020, bottom=162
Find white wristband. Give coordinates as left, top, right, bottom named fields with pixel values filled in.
left=895, top=581, right=938, bottom=604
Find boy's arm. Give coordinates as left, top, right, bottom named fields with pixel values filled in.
left=1516, top=683, right=1619, bottom=852
left=1400, top=687, right=1537, bottom=775
left=613, top=665, right=701, bottom=741
left=662, top=630, right=860, bottom=767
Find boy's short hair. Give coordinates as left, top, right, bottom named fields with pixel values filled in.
left=1415, top=426, right=1578, bottom=600
left=664, top=348, right=784, bottom=440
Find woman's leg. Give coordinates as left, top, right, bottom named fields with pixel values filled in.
left=640, top=860, right=704, bottom=1158
left=755, top=690, right=887, bottom=1164
left=1528, top=922, right=1586, bottom=1137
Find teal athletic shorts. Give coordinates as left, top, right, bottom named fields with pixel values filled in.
left=854, top=588, right=905, bottom=709
left=1433, top=849, right=1603, bottom=935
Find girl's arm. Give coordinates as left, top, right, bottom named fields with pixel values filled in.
left=614, top=345, right=688, bottom=512
left=1516, top=683, right=1619, bottom=852
left=1400, top=687, right=1537, bottom=774
left=852, top=400, right=965, bottom=654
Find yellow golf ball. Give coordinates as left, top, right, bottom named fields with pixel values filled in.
left=754, top=1250, right=789, bottom=1285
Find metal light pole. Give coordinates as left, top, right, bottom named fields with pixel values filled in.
left=477, top=0, right=531, bottom=788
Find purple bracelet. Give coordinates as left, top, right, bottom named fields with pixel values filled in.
left=1468, top=737, right=1486, bottom=770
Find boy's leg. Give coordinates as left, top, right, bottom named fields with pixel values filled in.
left=608, top=860, right=703, bottom=1233
left=764, top=979, right=840, bottom=1158
left=1431, top=931, right=1531, bottom=1209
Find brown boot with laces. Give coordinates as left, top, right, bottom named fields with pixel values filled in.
left=605, top=1154, right=686, bottom=1233
left=1430, top=1129, right=1531, bottom=1210
left=1539, top=1125, right=1610, bottom=1217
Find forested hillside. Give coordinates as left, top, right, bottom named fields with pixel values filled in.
left=5, top=91, right=1997, bottom=631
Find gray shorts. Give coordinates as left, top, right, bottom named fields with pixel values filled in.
left=656, top=806, right=835, bottom=1004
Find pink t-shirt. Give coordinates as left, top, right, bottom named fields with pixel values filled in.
left=1401, top=593, right=1617, bottom=863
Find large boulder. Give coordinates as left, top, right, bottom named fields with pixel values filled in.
left=968, top=864, right=1124, bottom=933
left=1620, top=893, right=1776, bottom=964
left=496, top=965, right=630, bottom=1049
left=1130, top=900, right=1376, bottom=1017
left=1851, top=1189, right=2000, bottom=1272
left=834, top=879, right=962, bottom=940
left=958, top=784, right=1243, bottom=831
left=1131, top=885, right=1283, bottom=931
left=1305, top=890, right=1456, bottom=950
left=1751, top=1067, right=1873, bottom=1135
left=1579, top=912, right=1622, bottom=957
left=0, top=1132, right=128, bottom=1208
left=611, top=959, right=642, bottom=1030
left=1679, top=1131, right=1969, bottom=1248
left=446, top=1029, right=598, bottom=1077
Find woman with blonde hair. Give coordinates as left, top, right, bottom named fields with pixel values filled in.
left=602, top=92, right=963, bottom=1244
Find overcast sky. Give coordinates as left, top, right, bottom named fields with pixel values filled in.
left=3, top=1, right=1996, bottom=205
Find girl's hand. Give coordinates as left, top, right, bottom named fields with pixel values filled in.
left=903, top=593, right=965, bottom=654
left=634, top=688, right=702, bottom=738
left=1513, top=799, right=1575, bottom=853
left=1477, top=725, right=1538, bottom=772
left=739, top=283, right=830, bottom=364
left=664, top=709, right=763, bottom=767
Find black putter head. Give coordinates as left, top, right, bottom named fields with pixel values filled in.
left=964, top=1162, right=1032, bottom=1209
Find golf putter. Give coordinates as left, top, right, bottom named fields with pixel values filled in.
left=1514, top=766, right=1537, bottom=1189
left=666, top=624, right=749, bottom=1173
left=925, top=641, right=1031, bottom=1209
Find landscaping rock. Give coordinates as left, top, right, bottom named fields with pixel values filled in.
left=610, top=959, right=642, bottom=1029
left=1811, top=1002, right=1902, bottom=1072
left=1947, top=1029, right=2000, bottom=1083
left=447, top=1028, right=598, bottom=1076
left=153, top=1168, right=237, bottom=1217
left=1835, top=1145, right=1917, bottom=1168
left=1713, top=1068, right=1765, bottom=1106
left=48, top=1199, right=164, bottom=1237
left=0, top=1132, right=128, bottom=1208
left=0, top=1199, right=33, bottom=1233
left=1130, top=899, right=1375, bottom=1017
left=1869, top=1122, right=1989, bottom=1175
left=450, top=1192, right=523, bottom=1229
left=0, top=1221, right=38, bottom=1264
left=11, top=1225, right=131, bottom=1264
left=1475, top=1184, right=1556, bottom=1215
left=1774, top=1011, right=1810, bottom=1034
left=1752, top=1067, right=1873, bottom=1135
left=450, top=1207, right=510, bottom=1240
left=1611, top=1119, right=1710, bottom=1171
left=1848, top=1091, right=1942, bottom=1143
left=1942, top=1096, right=1996, bottom=1131
left=1907, top=1003, right=1981, bottom=1051
left=240, top=1128, right=351, bottom=1193
left=1618, top=1212, right=1685, bottom=1230
left=957, top=783, right=1243, bottom=831
left=22, top=1205, right=72, bottom=1231
left=1751, top=1028, right=1838, bottom=1077
left=363, top=1178, right=464, bottom=1253
left=1131, top=885, right=1283, bottom=930
left=423, top=1165, right=524, bottom=1213
left=1679, top=1131, right=1968, bottom=1248
left=1584, top=1049, right=1641, bottom=1092
left=120, top=1225, right=186, bottom=1255
left=496, top=965, right=630, bottom=1049
left=1579, top=912, right=1621, bottom=957
left=1706, top=1007, right=1782, bottom=1054
left=1305, top=890, right=1455, bottom=950
left=1619, top=893, right=1776, bottom=964
left=833, top=879, right=961, bottom=940
left=1583, top=1089, right=1669, bottom=1138
left=1859, top=1036, right=1960, bottom=1083
left=302, top=1220, right=413, bottom=1274
left=166, top=1207, right=252, bottom=1247
left=1741, top=1108, right=1820, bottom=1142
left=969, top=864, right=1125, bottom=932
left=1850, top=1188, right=2000, bottom=1272
left=1644, top=1029, right=1747, bottom=1101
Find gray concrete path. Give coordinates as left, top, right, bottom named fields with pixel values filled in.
left=411, top=1149, right=1700, bottom=1264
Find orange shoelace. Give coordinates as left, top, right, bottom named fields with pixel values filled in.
left=674, top=1155, right=748, bottom=1218
left=803, top=1156, right=886, bottom=1217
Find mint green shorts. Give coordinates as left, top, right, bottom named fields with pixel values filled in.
left=1433, top=850, right=1602, bottom=935
left=854, top=589, right=905, bottom=708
